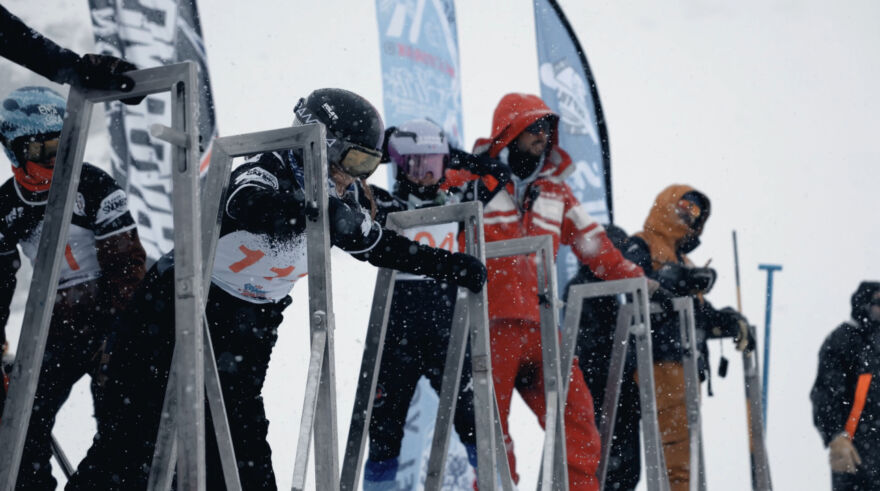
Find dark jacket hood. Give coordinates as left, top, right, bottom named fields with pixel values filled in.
left=852, top=281, right=880, bottom=327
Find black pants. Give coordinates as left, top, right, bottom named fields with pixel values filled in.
left=66, top=255, right=289, bottom=490
left=13, top=280, right=108, bottom=491
left=367, top=280, right=476, bottom=463
left=574, top=296, right=641, bottom=491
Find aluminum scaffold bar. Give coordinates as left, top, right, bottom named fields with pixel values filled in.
left=563, top=278, right=669, bottom=491
left=0, top=62, right=227, bottom=491
left=486, top=235, right=567, bottom=491
left=672, top=297, right=707, bottom=491
left=340, top=202, right=514, bottom=491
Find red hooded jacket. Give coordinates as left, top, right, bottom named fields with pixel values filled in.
left=444, top=93, right=643, bottom=323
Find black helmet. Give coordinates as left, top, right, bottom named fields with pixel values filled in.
left=293, top=88, right=384, bottom=178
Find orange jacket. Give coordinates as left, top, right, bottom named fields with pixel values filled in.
left=444, top=93, right=643, bottom=323
left=634, top=184, right=707, bottom=270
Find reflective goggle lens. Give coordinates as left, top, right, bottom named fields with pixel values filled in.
left=407, top=154, right=445, bottom=184
left=13, top=136, right=60, bottom=164
left=524, top=117, right=552, bottom=135
left=340, top=145, right=382, bottom=178
left=676, top=199, right=702, bottom=227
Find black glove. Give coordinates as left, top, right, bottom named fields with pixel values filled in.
left=448, top=147, right=511, bottom=186
left=650, top=287, right=676, bottom=323
left=437, top=252, right=488, bottom=293
left=258, top=189, right=310, bottom=237
left=689, top=267, right=717, bottom=293
left=711, top=307, right=755, bottom=352
left=64, top=54, right=145, bottom=105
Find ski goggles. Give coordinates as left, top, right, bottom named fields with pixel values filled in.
left=524, top=117, right=552, bottom=135
left=869, top=297, right=880, bottom=307
left=404, top=153, right=446, bottom=184
left=328, top=139, right=382, bottom=178
left=12, top=134, right=60, bottom=165
left=676, top=199, right=703, bottom=228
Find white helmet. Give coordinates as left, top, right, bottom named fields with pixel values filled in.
left=387, top=119, right=449, bottom=184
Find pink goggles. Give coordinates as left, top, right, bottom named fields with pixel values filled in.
left=403, top=154, right=446, bottom=184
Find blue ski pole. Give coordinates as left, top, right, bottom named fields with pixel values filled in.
left=758, top=264, right=782, bottom=427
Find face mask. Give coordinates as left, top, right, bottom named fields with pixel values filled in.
left=13, top=160, right=55, bottom=192
left=677, top=234, right=701, bottom=254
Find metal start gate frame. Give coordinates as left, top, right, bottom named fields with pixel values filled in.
left=340, top=202, right=514, bottom=491
left=672, top=297, right=707, bottom=491
left=0, top=62, right=220, bottom=491
left=562, top=278, right=670, bottom=491
left=177, top=125, right=335, bottom=491
left=485, top=235, right=568, bottom=491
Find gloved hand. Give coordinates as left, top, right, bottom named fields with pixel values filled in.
left=72, top=54, right=137, bottom=91
left=67, top=54, right=144, bottom=105
left=448, top=147, right=512, bottom=186
left=714, top=307, right=755, bottom=352
left=438, top=252, right=487, bottom=293
left=650, top=286, right=675, bottom=322
left=829, top=433, right=861, bottom=474
left=688, top=267, right=717, bottom=293
left=270, top=189, right=311, bottom=235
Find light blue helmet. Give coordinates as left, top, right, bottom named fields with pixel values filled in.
left=0, top=86, right=66, bottom=168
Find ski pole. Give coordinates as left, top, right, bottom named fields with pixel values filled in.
left=50, top=435, right=74, bottom=479
left=758, top=264, right=782, bottom=427
left=732, top=230, right=773, bottom=490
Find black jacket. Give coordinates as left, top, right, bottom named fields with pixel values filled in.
left=811, top=282, right=880, bottom=449
left=0, top=5, right=82, bottom=85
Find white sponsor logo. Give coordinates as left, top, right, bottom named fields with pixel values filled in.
left=539, top=60, right=598, bottom=144
left=74, top=193, right=87, bottom=216
left=236, top=167, right=279, bottom=190
left=97, top=190, right=128, bottom=223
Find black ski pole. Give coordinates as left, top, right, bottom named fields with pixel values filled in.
left=50, top=434, right=74, bottom=479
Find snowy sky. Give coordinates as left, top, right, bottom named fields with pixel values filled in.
left=2, top=1, right=879, bottom=489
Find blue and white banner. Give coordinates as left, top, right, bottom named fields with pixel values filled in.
left=88, top=0, right=218, bottom=262
left=374, top=0, right=473, bottom=488
left=376, top=0, right=464, bottom=151
left=533, top=0, right=613, bottom=286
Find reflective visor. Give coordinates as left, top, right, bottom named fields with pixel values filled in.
left=406, top=154, right=445, bottom=185
left=524, top=117, right=552, bottom=135
left=13, top=135, right=60, bottom=164
left=676, top=199, right=702, bottom=228
left=339, top=144, right=382, bottom=178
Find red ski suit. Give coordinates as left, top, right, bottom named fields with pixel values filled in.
left=444, top=94, right=644, bottom=490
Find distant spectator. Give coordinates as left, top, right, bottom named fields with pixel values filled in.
left=811, top=281, right=880, bottom=490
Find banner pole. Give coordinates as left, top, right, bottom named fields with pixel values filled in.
left=758, top=264, right=782, bottom=427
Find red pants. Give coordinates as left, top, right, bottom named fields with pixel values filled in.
left=490, top=318, right=601, bottom=491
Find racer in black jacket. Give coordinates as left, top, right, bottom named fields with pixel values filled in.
left=65, top=89, right=488, bottom=491
left=811, top=281, right=880, bottom=490
left=361, top=119, right=510, bottom=489
left=0, top=86, right=146, bottom=490
left=0, top=5, right=138, bottom=94
left=565, top=186, right=754, bottom=490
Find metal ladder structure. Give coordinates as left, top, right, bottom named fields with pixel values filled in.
left=562, top=278, right=670, bottom=491
left=672, top=297, right=707, bottom=491
left=485, top=235, right=568, bottom=491
left=340, top=202, right=514, bottom=491
left=180, top=124, right=336, bottom=491
left=0, top=62, right=232, bottom=491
